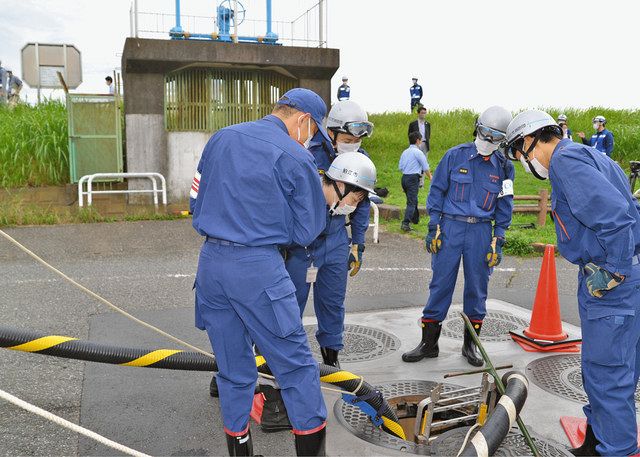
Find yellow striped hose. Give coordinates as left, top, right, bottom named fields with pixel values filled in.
left=0, top=326, right=405, bottom=440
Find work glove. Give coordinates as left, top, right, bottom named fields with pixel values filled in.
left=584, top=263, right=624, bottom=298
left=348, top=244, right=365, bottom=277
left=425, top=224, right=442, bottom=254
left=486, top=237, right=505, bottom=267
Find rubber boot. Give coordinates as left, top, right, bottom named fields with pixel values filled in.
left=462, top=321, right=484, bottom=367
left=226, top=429, right=254, bottom=456
left=260, top=385, right=292, bottom=432
left=569, top=424, right=600, bottom=456
left=320, top=347, right=340, bottom=369
left=401, top=321, right=441, bottom=362
left=294, top=427, right=326, bottom=456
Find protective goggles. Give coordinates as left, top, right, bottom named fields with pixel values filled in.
left=341, top=121, right=374, bottom=138
left=503, top=137, right=525, bottom=161
left=476, top=124, right=507, bottom=144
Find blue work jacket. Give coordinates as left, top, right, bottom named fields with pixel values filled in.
left=190, top=115, right=326, bottom=247
left=582, top=129, right=614, bottom=157
left=427, top=142, right=515, bottom=238
left=337, top=85, right=350, bottom=101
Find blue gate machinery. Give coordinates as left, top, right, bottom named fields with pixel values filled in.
left=169, top=0, right=279, bottom=44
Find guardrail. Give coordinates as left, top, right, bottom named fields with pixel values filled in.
left=369, top=201, right=379, bottom=244
left=78, top=173, right=167, bottom=208
left=513, top=189, right=550, bottom=226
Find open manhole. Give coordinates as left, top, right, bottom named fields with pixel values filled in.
left=527, top=355, right=640, bottom=404
left=442, top=309, right=529, bottom=342
left=431, top=426, right=571, bottom=456
left=304, top=324, right=399, bottom=362
left=335, top=380, right=570, bottom=455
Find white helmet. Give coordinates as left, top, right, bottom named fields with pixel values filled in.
left=341, top=75, right=348, bottom=81
left=593, top=115, right=606, bottom=124
left=557, top=114, right=567, bottom=122
left=475, top=106, right=512, bottom=144
left=503, top=110, right=559, bottom=160
left=326, top=100, right=373, bottom=138
left=326, top=152, right=377, bottom=194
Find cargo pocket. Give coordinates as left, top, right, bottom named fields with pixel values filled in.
left=478, top=181, right=500, bottom=211
left=265, top=279, right=301, bottom=338
left=450, top=171, right=473, bottom=203
left=582, top=314, right=632, bottom=366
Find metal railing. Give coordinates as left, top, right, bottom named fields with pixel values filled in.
left=78, top=173, right=167, bottom=208
left=369, top=201, right=379, bottom=244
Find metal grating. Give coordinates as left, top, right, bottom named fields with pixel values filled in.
left=304, top=324, right=399, bottom=362
left=165, top=67, right=296, bottom=132
left=442, top=310, right=529, bottom=342
left=527, top=355, right=640, bottom=404
left=431, top=426, right=571, bottom=456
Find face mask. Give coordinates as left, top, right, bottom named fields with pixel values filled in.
left=519, top=155, right=531, bottom=174
left=593, top=123, right=600, bottom=130
left=329, top=202, right=357, bottom=216
left=297, top=116, right=312, bottom=149
left=519, top=153, right=548, bottom=180
left=475, top=137, right=498, bottom=157
left=336, top=141, right=361, bottom=155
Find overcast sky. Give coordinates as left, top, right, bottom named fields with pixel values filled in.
left=2, top=0, right=639, bottom=113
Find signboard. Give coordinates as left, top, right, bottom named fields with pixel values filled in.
left=21, top=43, right=82, bottom=89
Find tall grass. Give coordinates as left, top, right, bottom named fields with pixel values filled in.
left=0, top=101, right=69, bottom=187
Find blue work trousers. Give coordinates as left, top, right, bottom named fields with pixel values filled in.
left=578, top=264, right=640, bottom=456
left=285, top=228, right=350, bottom=350
left=402, top=174, right=421, bottom=225
left=195, top=240, right=327, bottom=434
left=422, top=218, right=492, bottom=322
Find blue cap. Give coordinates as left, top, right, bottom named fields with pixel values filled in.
left=277, top=88, right=331, bottom=144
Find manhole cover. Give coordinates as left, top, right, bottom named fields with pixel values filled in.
left=442, top=309, right=529, bottom=342
left=304, top=324, right=399, bottom=362
left=527, top=355, right=640, bottom=404
left=334, top=379, right=462, bottom=454
left=432, top=426, right=571, bottom=456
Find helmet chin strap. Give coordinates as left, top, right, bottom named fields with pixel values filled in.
left=521, top=134, right=547, bottom=180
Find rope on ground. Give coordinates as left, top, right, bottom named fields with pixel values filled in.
left=0, top=387, right=151, bottom=457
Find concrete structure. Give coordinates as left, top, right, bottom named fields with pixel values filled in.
left=121, top=38, right=340, bottom=203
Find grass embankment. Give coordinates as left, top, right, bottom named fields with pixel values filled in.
left=365, top=109, right=640, bottom=255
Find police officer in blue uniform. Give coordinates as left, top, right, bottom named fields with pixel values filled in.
left=577, top=115, right=614, bottom=157
left=190, top=88, right=332, bottom=456
left=402, top=106, right=514, bottom=367
left=504, top=110, right=640, bottom=457
left=336, top=76, right=350, bottom=101
left=409, top=77, right=423, bottom=111
left=557, top=114, right=573, bottom=141
left=285, top=100, right=375, bottom=369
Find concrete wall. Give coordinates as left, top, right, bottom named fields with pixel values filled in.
left=167, top=132, right=211, bottom=202
left=122, top=38, right=340, bottom=203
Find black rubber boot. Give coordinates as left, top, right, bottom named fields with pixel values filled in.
left=569, top=424, right=600, bottom=456
left=320, top=347, right=340, bottom=369
left=462, top=321, right=484, bottom=367
left=294, top=427, right=326, bottom=456
left=260, top=385, right=292, bottom=432
left=401, top=321, right=441, bottom=362
left=226, top=429, right=254, bottom=456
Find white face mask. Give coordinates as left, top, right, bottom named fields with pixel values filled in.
left=475, top=137, right=498, bottom=157
left=593, top=123, right=600, bottom=130
left=336, top=141, right=361, bottom=155
left=297, top=116, right=312, bottom=149
left=518, top=153, right=548, bottom=180
left=329, top=202, right=357, bottom=216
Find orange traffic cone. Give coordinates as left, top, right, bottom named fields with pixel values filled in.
left=509, top=244, right=581, bottom=352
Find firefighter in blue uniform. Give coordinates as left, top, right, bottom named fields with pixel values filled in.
left=409, top=77, right=423, bottom=111
left=190, top=88, right=332, bottom=457
left=402, top=106, right=514, bottom=367
left=504, top=110, right=640, bottom=457
left=336, top=76, right=350, bottom=101
left=285, top=100, right=375, bottom=368
left=577, top=115, right=614, bottom=157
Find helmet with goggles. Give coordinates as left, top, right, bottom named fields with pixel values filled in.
left=326, top=151, right=377, bottom=194
left=503, top=110, right=560, bottom=160
left=326, top=100, right=374, bottom=138
left=475, top=106, right=512, bottom=144
left=592, top=115, right=606, bottom=124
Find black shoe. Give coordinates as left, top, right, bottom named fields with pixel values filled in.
left=462, top=321, right=484, bottom=367
left=295, top=427, right=326, bottom=456
left=260, top=385, right=292, bottom=432
left=210, top=375, right=219, bottom=397
left=569, top=424, right=600, bottom=456
left=401, top=223, right=411, bottom=232
left=226, top=429, right=254, bottom=456
left=402, top=321, right=441, bottom=362
left=320, top=347, right=340, bottom=368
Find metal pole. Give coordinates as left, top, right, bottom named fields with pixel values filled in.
left=318, top=0, right=324, bottom=47
left=35, top=43, right=41, bottom=104
left=129, top=3, right=134, bottom=37
left=266, top=0, right=272, bottom=36
left=444, top=364, right=513, bottom=379
left=134, top=0, right=139, bottom=37
left=233, top=0, right=239, bottom=43
left=174, top=0, right=180, bottom=31
left=460, top=312, right=540, bottom=457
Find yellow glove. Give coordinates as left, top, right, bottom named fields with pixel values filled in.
left=348, top=244, right=364, bottom=277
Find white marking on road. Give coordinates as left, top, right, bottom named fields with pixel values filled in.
left=361, top=267, right=517, bottom=272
